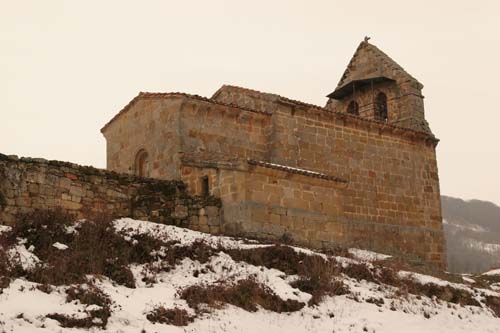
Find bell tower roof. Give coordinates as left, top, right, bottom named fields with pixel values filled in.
left=327, top=38, right=422, bottom=99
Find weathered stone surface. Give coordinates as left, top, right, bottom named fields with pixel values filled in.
left=100, top=41, right=445, bottom=268
left=0, top=157, right=221, bottom=230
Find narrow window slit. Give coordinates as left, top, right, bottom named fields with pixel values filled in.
left=201, top=176, right=209, bottom=196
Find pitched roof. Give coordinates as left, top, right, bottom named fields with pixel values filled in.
left=102, top=80, right=438, bottom=145
left=212, top=84, right=325, bottom=110
left=335, top=40, right=422, bottom=94
left=100, top=91, right=272, bottom=133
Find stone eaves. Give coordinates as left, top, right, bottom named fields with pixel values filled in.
left=247, top=159, right=348, bottom=183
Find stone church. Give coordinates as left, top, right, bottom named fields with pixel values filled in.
left=101, top=40, right=445, bottom=267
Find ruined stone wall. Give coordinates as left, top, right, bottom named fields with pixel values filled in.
left=0, top=154, right=222, bottom=232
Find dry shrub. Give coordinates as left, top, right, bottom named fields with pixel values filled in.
left=341, top=263, right=377, bottom=283
left=180, top=278, right=305, bottom=314
left=36, top=283, right=53, bottom=294
left=46, top=312, right=103, bottom=329
left=320, top=246, right=352, bottom=258
left=291, top=256, right=347, bottom=306
left=400, top=278, right=480, bottom=307
left=163, top=240, right=215, bottom=266
left=5, top=209, right=219, bottom=288
left=47, top=283, right=112, bottom=329
left=146, top=306, right=194, bottom=326
left=9, top=209, right=75, bottom=260
left=291, top=278, right=348, bottom=306
left=0, top=248, right=12, bottom=289
left=227, top=245, right=347, bottom=306
left=0, top=242, right=24, bottom=289
left=27, top=216, right=136, bottom=287
left=340, top=261, right=482, bottom=309
left=226, top=245, right=305, bottom=275
left=66, top=284, right=111, bottom=309
left=365, top=297, right=385, bottom=307
left=472, top=274, right=500, bottom=290
left=377, top=266, right=400, bottom=286
left=485, top=295, right=500, bottom=317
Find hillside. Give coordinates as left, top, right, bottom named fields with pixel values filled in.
left=0, top=211, right=499, bottom=332
left=442, top=195, right=500, bottom=273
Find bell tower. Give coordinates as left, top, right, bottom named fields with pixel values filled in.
left=326, top=38, right=432, bottom=134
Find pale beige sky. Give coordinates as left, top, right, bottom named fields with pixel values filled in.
left=1, top=0, right=499, bottom=205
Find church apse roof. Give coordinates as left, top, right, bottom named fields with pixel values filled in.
left=100, top=91, right=272, bottom=133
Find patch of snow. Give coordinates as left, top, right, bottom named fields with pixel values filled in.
left=52, top=242, right=68, bottom=250
left=349, top=248, right=391, bottom=262
left=483, top=268, right=500, bottom=276
left=462, top=276, right=475, bottom=283
left=0, top=224, right=12, bottom=234
left=65, top=219, right=84, bottom=234
left=1, top=218, right=500, bottom=333
left=8, top=245, right=40, bottom=270
left=85, top=304, right=102, bottom=312
left=114, top=217, right=270, bottom=250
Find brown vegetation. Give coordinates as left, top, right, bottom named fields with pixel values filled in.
left=180, top=278, right=305, bottom=314
left=1, top=207, right=499, bottom=327
left=47, top=283, right=112, bottom=328
left=226, top=245, right=350, bottom=306
left=146, top=306, right=194, bottom=326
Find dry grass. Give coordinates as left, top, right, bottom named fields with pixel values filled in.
left=146, top=306, right=194, bottom=326
left=8, top=208, right=75, bottom=260
left=485, top=295, right=500, bottom=317
left=47, top=283, right=112, bottom=329
left=226, top=245, right=306, bottom=275
left=4, top=209, right=177, bottom=287
left=227, top=245, right=349, bottom=306
left=3, top=208, right=500, bottom=322
left=180, top=278, right=305, bottom=314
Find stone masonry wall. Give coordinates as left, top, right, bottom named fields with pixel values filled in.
left=179, top=160, right=444, bottom=267
left=103, top=96, right=184, bottom=179
left=179, top=97, right=272, bottom=163
left=101, top=87, right=446, bottom=268
left=0, top=154, right=222, bottom=232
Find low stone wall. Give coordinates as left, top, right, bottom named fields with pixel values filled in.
left=0, top=154, right=222, bottom=233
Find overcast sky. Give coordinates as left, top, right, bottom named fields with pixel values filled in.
left=1, top=0, right=499, bottom=205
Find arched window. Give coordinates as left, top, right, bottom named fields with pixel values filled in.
left=135, top=149, right=149, bottom=177
left=346, top=101, right=359, bottom=115
left=374, top=93, right=388, bottom=122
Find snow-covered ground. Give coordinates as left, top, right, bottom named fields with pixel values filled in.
left=0, top=218, right=499, bottom=333
left=484, top=268, right=500, bottom=276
